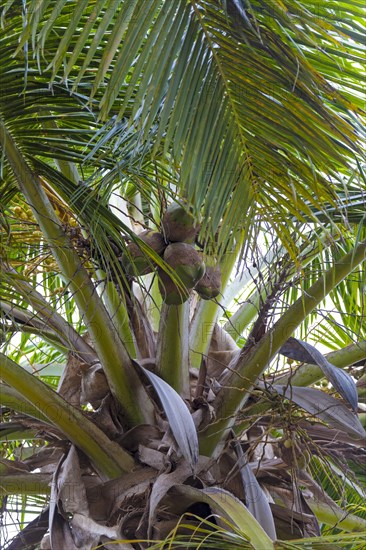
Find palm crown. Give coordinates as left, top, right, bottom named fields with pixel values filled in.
left=0, top=1, right=365, bottom=548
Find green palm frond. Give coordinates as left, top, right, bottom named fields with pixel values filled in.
left=1, top=0, right=365, bottom=254
left=1, top=3, right=366, bottom=548
left=310, top=455, right=366, bottom=522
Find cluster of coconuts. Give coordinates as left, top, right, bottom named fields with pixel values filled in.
left=122, top=202, right=221, bottom=305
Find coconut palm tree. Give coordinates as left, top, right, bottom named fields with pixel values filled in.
left=0, top=1, right=365, bottom=548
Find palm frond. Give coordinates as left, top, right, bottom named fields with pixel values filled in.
left=2, top=0, right=365, bottom=254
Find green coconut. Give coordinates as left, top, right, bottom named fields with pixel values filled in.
left=161, top=201, right=200, bottom=243
left=122, top=230, right=166, bottom=276
left=158, top=243, right=205, bottom=305
left=194, top=263, right=222, bottom=300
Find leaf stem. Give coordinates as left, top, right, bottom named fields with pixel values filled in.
left=199, top=239, right=366, bottom=456
left=0, top=353, right=134, bottom=478
left=0, top=120, right=154, bottom=426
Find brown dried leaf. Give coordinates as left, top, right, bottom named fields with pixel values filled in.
left=207, top=324, right=239, bottom=377
left=49, top=512, right=78, bottom=550
left=147, top=456, right=211, bottom=538
left=50, top=446, right=130, bottom=548
left=80, top=363, right=109, bottom=408
left=268, top=486, right=320, bottom=538
left=86, top=467, right=157, bottom=521
left=271, top=503, right=317, bottom=540
left=0, top=458, right=30, bottom=474
left=138, top=445, right=169, bottom=471
left=274, top=385, right=366, bottom=439
left=57, top=446, right=88, bottom=516
left=298, top=419, right=366, bottom=448
left=57, top=353, right=83, bottom=406
left=6, top=508, right=49, bottom=550
left=117, top=424, right=163, bottom=452
left=49, top=446, right=95, bottom=549
left=92, top=394, right=124, bottom=439
left=71, top=513, right=120, bottom=547
left=207, top=350, right=238, bottom=378
left=24, top=445, right=66, bottom=474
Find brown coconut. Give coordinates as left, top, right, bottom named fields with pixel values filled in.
left=158, top=243, right=205, bottom=305
left=122, top=230, right=167, bottom=276
left=195, top=263, right=221, bottom=300
left=158, top=269, right=190, bottom=305
left=161, top=201, right=200, bottom=243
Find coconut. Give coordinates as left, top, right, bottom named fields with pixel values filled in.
left=164, top=243, right=205, bottom=287
left=161, top=201, right=200, bottom=243
left=122, top=230, right=166, bottom=276
left=158, top=243, right=205, bottom=305
left=158, top=269, right=190, bottom=305
left=194, top=263, right=221, bottom=300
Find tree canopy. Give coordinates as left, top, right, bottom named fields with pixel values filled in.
left=0, top=1, right=365, bottom=548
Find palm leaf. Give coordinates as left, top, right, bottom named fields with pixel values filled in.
left=2, top=0, right=365, bottom=254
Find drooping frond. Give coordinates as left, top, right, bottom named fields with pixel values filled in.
left=1, top=0, right=365, bottom=254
